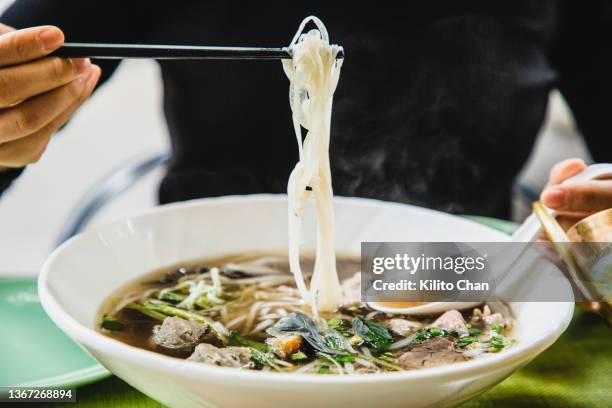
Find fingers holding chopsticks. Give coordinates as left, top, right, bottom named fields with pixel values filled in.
left=540, top=158, right=612, bottom=229
left=0, top=23, right=100, bottom=168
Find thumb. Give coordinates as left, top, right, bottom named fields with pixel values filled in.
left=0, top=25, right=64, bottom=67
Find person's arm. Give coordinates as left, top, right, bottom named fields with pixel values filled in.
left=550, top=0, right=612, bottom=162
left=0, top=0, right=168, bottom=196
left=0, top=23, right=100, bottom=197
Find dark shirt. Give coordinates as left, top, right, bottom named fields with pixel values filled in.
left=1, top=1, right=610, bottom=218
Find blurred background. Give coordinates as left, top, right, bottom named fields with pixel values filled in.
left=0, top=1, right=594, bottom=274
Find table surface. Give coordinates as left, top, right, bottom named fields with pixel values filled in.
left=51, top=218, right=612, bottom=407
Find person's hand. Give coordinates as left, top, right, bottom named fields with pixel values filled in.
left=540, top=158, right=612, bottom=229
left=0, top=24, right=100, bottom=169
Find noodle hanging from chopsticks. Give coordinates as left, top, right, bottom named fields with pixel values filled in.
left=283, top=16, right=344, bottom=315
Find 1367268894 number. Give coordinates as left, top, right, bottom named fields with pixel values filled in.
left=0, top=387, right=76, bottom=402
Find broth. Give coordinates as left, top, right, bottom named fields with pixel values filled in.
left=99, top=253, right=515, bottom=374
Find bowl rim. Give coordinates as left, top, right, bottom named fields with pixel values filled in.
left=38, top=194, right=575, bottom=385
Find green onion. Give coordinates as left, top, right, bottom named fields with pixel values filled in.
left=317, top=365, right=330, bottom=374
left=357, top=353, right=402, bottom=371
left=328, top=318, right=342, bottom=329
left=159, top=291, right=186, bottom=303
left=290, top=351, right=308, bottom=361
left=125, top=303, right=166, bottom=322
left=428, top=328, right=442, bottom=336
left=491, top=324, right=504, bottom=334
left=331, top=354, right=356, bottom=363
left=250, top=349, right=279, bottom=370
left=457, top=337, right=476, bottom=348
left=228, top=332, right=268, bottom=353
left=490, top=336, right=505, bottom=350
left=379, top=352, right=396, bottom=364
left=351, top=317, right=392, bottom=352
left=468, top=327, right=482, bottom=337
left=100, top=316, right=123, bottom=331
left=415, top=327, right=458, bottom=342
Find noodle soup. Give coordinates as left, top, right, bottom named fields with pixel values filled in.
left=99, top=253, right=515, bottom=374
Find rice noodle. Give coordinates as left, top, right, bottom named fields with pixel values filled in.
left=225, top=315, right=246, bottom=329
left=231, top=276, right=294, bottom=285
left=249, top=318, right=275, bottom=335
left=295, top=360, right=320, bottom=373
left=109, top=292, right=142, bottom=316
left=244, top=301, right=263, bottom=334
left=210, top=267, right=222, bottom=295
left=283, top=16, right=344, bottom=315
left=354, top=358, right=378, bottom=369
left=389, top=334, right=418, bottom=350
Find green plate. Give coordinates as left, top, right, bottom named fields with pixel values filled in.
left=0, top=276, right=109, bottom=387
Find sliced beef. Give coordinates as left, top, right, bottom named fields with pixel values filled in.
left=397, top=351, right=431, bottom=369
left=431, top=310, right=469, bottom=337
left=410, top=336, right=455, bottom=353
left=398, top=351, right=468, bottom=369
left=397, top=335, right=467, bottom=370
left=485, top=302, right=513, bottom=318
left=152, top=317, right=208, bottom=352
left=188, top=343, right=253, bottom=368
left=471, top=304, right=510, bottom=329
left=387, top=318, right=422, bottom=336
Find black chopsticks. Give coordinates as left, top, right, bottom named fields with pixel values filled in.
left=52, top=43, right=344, bottom=60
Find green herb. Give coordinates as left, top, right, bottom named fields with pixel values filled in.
left=351, top=316, right=392, bottom=352
left=428, top=327, right=442, bottom=336
left=379, top=352, right=396, bottom=364
left=100, top=316, right=123, bottom=331
left=349, top=335, right=363, bottom=346
left=250, top=349, right=278, bottom=369
left=442, top=328, right=459, bottom=338
left=328, top=319, right=343, bottom=329
left=329, top=318, right=353, bottom=339
left=228, top=332, right=268, bottom=353
left=159, top=291, right=186, bottom=303
left=490, top=336, right=505, bottom=350
left=290, top=351, right=308, bottom=361
left=331, top=354, right=356, bottom=363
left=357, top=353, right=402, bottom=371
left=317, top=365, right=330, bottom=374
left=324, top=330, right=354, bottom=353
left=468, top=327, right=482, bottom=337
left=414, top=327, right=457, bottom=342
left=457, top=337, right=476, bottom=348
left=268, top=312, right=352, bottom=355
left=491, top=324, right=504, bottom=334
left=125, top=303, right=166, bottom=321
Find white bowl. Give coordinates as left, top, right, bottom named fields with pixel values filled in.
left=39, top=195, right=574, bottom=408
